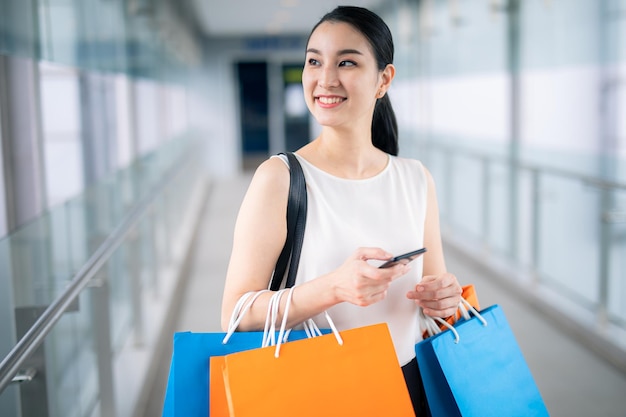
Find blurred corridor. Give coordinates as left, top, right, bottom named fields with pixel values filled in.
left=1, top=0, right=625, bottom=416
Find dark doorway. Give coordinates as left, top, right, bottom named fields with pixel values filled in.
left=283, top=64, right=310, bottom=151
left=237, top=62, right=269, bottom=170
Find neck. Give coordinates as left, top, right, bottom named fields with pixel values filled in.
left=320, top=125, right=371, bottom=154
left=302, top=127, right=388, bottom=179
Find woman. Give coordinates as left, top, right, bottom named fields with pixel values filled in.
left=221, top=6, right=462, bottom=414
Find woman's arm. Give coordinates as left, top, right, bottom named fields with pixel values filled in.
left=406, top=166, right=462, bottom=317
left=220, top=157, right=411, bottom=331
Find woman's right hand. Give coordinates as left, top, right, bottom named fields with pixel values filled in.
left=329, top=247, right=412, bottom=307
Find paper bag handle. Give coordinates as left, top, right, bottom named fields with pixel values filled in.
left=223, top=290, right=271, bottom=344
left=274, top=287, right=343, bottom=358
left=420, top=298, right=487, bottom=343
left=223, top=287, right=344, bottom=355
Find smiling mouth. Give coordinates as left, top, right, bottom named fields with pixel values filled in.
left=317, top=96, right=346, bottom=105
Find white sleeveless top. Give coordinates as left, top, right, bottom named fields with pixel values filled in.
left=275, top=153, right=428, bottom=366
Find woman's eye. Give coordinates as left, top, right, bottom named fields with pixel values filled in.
left=339, top=60, right=356, bottom=67
left=307, top=58, right=320, bottom=66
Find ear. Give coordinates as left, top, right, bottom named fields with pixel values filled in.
left=378, top=64, right=396, bottom=94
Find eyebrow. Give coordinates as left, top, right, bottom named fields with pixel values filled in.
left=306, top=48, right=364, bottom=56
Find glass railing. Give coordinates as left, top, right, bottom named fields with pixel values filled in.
left=404, top=137, right=626, bottom=361
left=0, top=134, right=207, bottom=417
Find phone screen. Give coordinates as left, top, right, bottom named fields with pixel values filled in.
left=378, top=248, right=427, bottom=269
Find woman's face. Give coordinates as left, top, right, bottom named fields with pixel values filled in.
left=302, top=21, right=393, bottom=131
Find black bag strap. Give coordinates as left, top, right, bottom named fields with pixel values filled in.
left=270, top=152, right=307, bottom=290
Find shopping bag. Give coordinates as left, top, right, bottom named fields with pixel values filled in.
left=209, top=355, right=228, bottom=416
left=416, top=304, right=549, bottom=416
left=208, top=323, right=331, bottom=415
left=162, top=328, right=327, bottom=416
left=421, top=284, right=480, bottom=339
left=220, top=322, right=415, bottom=417
left=163, top=288, right=331, bottom=417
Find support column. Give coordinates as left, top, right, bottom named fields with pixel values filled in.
left=0, top=0, right=47, bottom=413
left=0, top=55, right=47, bottom=233
left=507, top=0, right=521, bottom=261
left=596, top=0, right=620, bottom=325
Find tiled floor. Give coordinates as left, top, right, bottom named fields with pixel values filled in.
left=145, top=174, right=626, bottom=417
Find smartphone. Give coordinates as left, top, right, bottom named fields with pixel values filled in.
left=378, top=248, right=427, bottom=269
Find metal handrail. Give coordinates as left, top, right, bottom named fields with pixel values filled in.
left=0, top=156, right=188, bottom=393
left=422, top=139, right=626, bottom=329
left=425, top=142, right=626, bottom=191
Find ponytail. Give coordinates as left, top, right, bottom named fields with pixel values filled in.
left=372, top=94, right=398, bottom=156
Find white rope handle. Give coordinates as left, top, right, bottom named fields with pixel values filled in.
left=421, top=309, right=442, bottom=337
left=273, top=289, right=344, bottom=358
left=420, top=309, right=460, bottom=343
left=227, top=291, right=255, bottom=330
left=419, top=297, right=488, bottom=344
left=445, top=297, right=474, bottom=323
left=433, top=316, right=460, bottom=343
left=303, top=319, right=320, bottom=338
left=262, top=289, right=288, bottom=348
left=274, top=287, right=296, bottom=357
left=323, top=311, right=343, bottom=346
left=460, top=298, right=488, bottom=327
left=223, top=290, right=270, bottom=344
left=457, top=299, right=470, bottom=320
left=223, top=286, right=345, bottom=356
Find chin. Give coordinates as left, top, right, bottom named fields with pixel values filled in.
left=313, top=114, right=345, bottom=128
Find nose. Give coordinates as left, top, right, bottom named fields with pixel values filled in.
left=318, top=65, right=339, bottom=89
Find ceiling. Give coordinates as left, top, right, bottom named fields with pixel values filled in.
left=189, top=0, right=387, bottom=37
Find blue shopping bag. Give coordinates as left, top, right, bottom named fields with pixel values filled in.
left=416, top=304, right=549, bottom=417
left=162, top=329, right=326, bottom=417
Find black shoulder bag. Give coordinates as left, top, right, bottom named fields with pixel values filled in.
left=269, top=152, right=307, bottom=291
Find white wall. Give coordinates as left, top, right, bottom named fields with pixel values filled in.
left=196, top=55, right=241, bottom=177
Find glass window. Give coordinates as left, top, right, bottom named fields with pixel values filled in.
left=39, top=61, right=83, bottom=207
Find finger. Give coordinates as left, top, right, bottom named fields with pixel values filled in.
left=415, top=274, right=461, bottom=299
left=421, top=305, right=458, bottom=318
left=411, top=286, right=462, bottom=305
left=354, top=247, right=394, bottom=262
left=406, top=289, right=420, bottom=300
left=364, top=261, right=411, bottom=281
left=422, top=305, right=460, bottom=318
left=420, top=274, right=438, bottom=284
left=417, top=273, right=456, bottom=290
left=418, top=294, right=463, bottom=317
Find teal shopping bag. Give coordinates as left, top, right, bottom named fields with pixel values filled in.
left=416, top=305, right=550, bottom=417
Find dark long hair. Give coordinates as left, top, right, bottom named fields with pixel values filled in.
left=307, top=6, right=398, bottom=156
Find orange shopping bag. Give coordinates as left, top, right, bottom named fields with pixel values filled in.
left=219, top=322, right=415, bottom=417
left=209, top=356, right=228, bottom=416
left=209, top=289, right=333, bottom=416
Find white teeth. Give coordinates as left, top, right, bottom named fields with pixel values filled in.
left=318, top=96, right=344, bottom=104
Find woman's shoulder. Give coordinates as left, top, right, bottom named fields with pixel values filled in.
left=257, top=154, right=291, bottom=175
left=390, top=155, right=426, bottom=174
left=389, top=156, right=435, bottom=193
left=246, top=155, right=291, bottom=197
left=268, top=153, right=289, bottom=166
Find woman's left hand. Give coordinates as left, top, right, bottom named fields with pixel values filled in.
left=406, top=273, right=462, bottom=317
